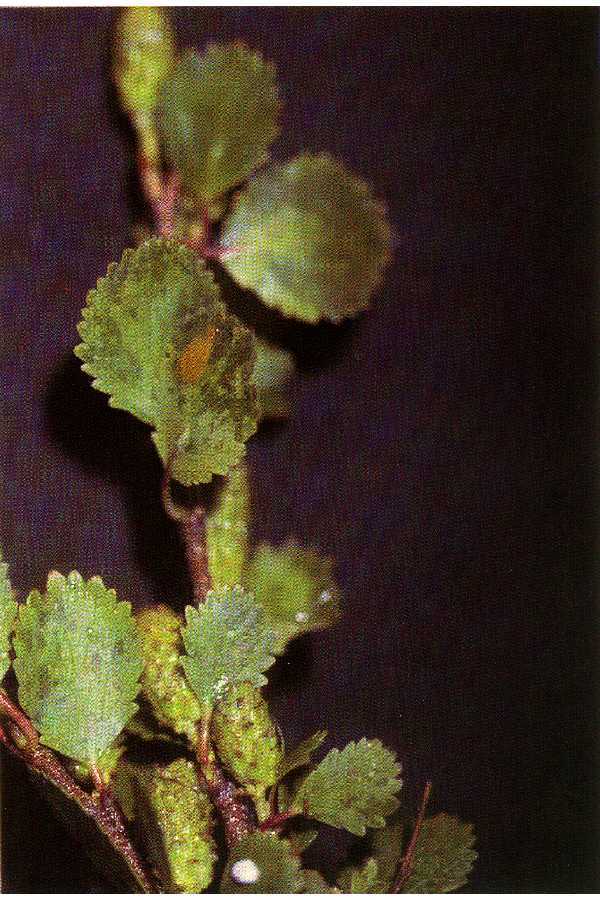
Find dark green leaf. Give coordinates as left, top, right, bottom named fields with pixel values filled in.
left=337, top=857, right=380, bottom=893
left=402, top=814, right=477, bottom=893
left=277, top=730, right=328, bottom=782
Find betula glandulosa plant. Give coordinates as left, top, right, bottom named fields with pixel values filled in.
left=0, top=7, right=476, bottom=893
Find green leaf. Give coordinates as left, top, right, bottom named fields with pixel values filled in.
left=293, top=738, right=402, bottom=836
left=113, top=757, right=217, bottom=893
left=221, top=154, right=392, bottom=323
left=277, top=730, right=328, bottom=782
left=75, top=239, right=257, bottom=485
left=0, top=548, right=17, bottom=682
left=253, top=338, right=295, bottom=419
left=371, top=813, right=406, bottom=890
left=113, top=6, right=175, bottom=143
left=13, top=571, right=143, bottom=764
left=206, top=460, right=250, bottom=590
left=220, top=832, right=301, bottom=893
left=402, top=814, right=477, bottom=893
left=244, top=542, right=340, bottom=652
left=286, top=825, right=319, bottom=855
left=181, top=586, right=277, bottom=709
left=299, top=869, right=335, bottom=893
left=337, top=857, right=380, bottom=893
left=158, top=44, right=280, bottom=204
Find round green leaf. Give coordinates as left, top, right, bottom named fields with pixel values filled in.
left=221, top=154, right=392, bottom=323
left=181, top=586, right=277, bottom=709
left=244, top=541, right=341, bottom=652
left=158, top=44, right=280, bottom=203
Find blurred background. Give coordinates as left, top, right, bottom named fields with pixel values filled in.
left=0, top=6, right=597, bottom=892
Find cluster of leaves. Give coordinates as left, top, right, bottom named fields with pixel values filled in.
left=0, top=543, right=474, bottom=893
left=79, top=4, right=392, bottom=486
left=0, top=7, right=476, bottom=895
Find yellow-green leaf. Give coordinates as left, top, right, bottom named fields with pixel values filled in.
left=75, top=239, right=258, bottom=485
left=158, top=44, right=280, bottom=204
left=13, top=571, right=143, bottom=764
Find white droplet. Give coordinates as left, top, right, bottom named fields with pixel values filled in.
left=295, top=611, right=309, bottom=623
left=318, top=590, right=331, bottom=604
left=231, top=858, right=260, bottom=885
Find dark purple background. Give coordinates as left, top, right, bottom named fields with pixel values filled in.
left=1, top=7, right=597, bottom=892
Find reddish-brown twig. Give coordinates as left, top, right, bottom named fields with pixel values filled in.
left=0, top=696, right=156, bottom=892
left=392, top=780, right=433, bottom=893
left=195, top=726, right=256, bottom=847
left=258, top=809, right=298, bottom=832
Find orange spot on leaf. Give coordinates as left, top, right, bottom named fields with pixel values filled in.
left=177, top=326, right=217, bottom=384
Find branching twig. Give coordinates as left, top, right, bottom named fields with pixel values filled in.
left=392, top=780, right=432, bottom=893
left=0, top=693, right=157, bottom=892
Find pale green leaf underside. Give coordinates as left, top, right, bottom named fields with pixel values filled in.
left=158, top=44, right=280, bottom=203
left=13, top=571, right=143, bottom=764
left=0, top=549, right=17, bottom=682
left=75, top=239, right=257, bottom=485
left=293, top=738, right=402, bottom=836
left=206, top=460, right=250, bottom=591
left=222, top=154, right=392, bottom=323
left=276, top=729, right=328, bottom=782
left=402, top=814, right=477, bottom=893
left=253, top=338, right=295, bottom=419
left=244, top=542, right=340, bottom=652
left=181, top=586, right=277, bottom=708
left=220, top=832, right=301, bottom=893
